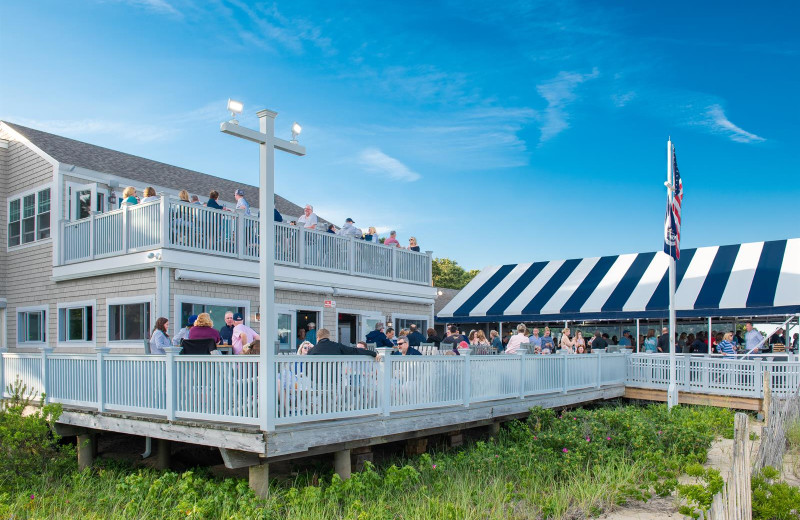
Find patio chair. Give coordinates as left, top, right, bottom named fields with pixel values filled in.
left=180, top=338, right=216, bottom=355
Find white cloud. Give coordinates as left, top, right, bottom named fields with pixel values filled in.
left=105, top=0, right=182, bottom=17
left=536, top=68, right=600, bottom=143
left=358, top=148, right=421, bottom=182
left=8, top=117, right=174, bottom=143
left=612, top=91, right=636, bottom=107
left=706, top=104, right=765, bottom=144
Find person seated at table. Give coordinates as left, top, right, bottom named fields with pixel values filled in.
left=506, top=324, right=530, bottom=354
left=405, top=324, right=425, bottom=347
left=297, top=204, right=318, bottom=229
left=426, top=327, right=442, bottom=347
left=356, top=341, right=368, bottom=349
left=366, top=322, right=394, bottom=347
left=718, top=332, right=737, bottom=357
left=140, top=186, right=160, bottom=203
left=384, top=230, right=400, bottom=247
left=391, top=337, right=422, bottom=356
left=149, top=317, right=171, bottom=354
left=408, top=237, right=420, bottom=252
left=172, top=314, right=197, bottom=346
left=618, top=330, right=632, bottom=347
left=231, top=312, right=260, bottom=355
left=385, top=327, right=397, bottom=346
left=121, top=186, right=138, bottom=206
left=188, top=313, right=222, bottom=344
left=364, top=226, right=379, bottom=243
left=308, top=329, right=377, bottom=357
left=206, top=190, right=227, bottom=211
left=297, top=341, right=313, bottom=355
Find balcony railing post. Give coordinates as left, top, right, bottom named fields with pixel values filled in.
left=237, top=213, right=245, bottom=259
left=377, top=348, right=393, bottom=416
left=426, top=251, right=433, bottom=286
left=596, top=352, right=602, bottom=388
left=701, top=358, right=710, bottom=392
left=89, top=213, right=96, bottom=260
left=163, top=346, right=181, bottom=421
left=518, top=354, right=526, bottom=399
left=392, top=247, right=398, bottom=281
left=160, top=197, right=169, bottom=247
left=95, top=347, right=110, bottom=412
left=462, top=349, right=471, bottom=407
left=298, top=227, right=306, bottom=268
left=0, top=348, right=7, bottom=398
left=562, top=355, right=568, bottom=394
left=59, top=220, right=66, bottom=265
left=348, top=236, right=355, bottom=275
left=121, top=204, right=129, bottom=254
left=755, top=358, right=764, bottom=398
left=40, top=347, right=53, bottom=404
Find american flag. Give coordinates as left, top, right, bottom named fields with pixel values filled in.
left=663, top=145, right=683, bottom=260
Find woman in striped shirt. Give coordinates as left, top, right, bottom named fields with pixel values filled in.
left=718, top=332, right=737, bottom=357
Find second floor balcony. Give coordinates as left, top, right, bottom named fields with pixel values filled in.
left=58, top=199, right=432, bottom=286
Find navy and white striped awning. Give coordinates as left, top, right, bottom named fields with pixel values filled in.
left=438, top=238, right=800, bottom=323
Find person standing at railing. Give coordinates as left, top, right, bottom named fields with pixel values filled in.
left=506, top=324, right=530, bottom=354
left=643, top=329, right=657, bottom=353
left=656, top=327, right=670, bottom=353
left=718, top=332, right=736, bottom=357
left=336, top=218, right=361, bottom=237
left=149, top=317, right=171, bottom=355
left=231, top=313, right=260, bottom=355
left=121, top=186, right=138, bottom=205
left=745, top=321, right=764, bottom=353
left=489, top=330, right=502, bottom=352
left=364, top=226, right=379, bottom=243
left=234, top=189, right=251, bottom=216
left=407, top=237, right=420, bottom=252
left=590, top=331, right=608, bottom=351
left=297, top=204, right=318, bottom=229
left=206, top=190, right=228, bottom=211
left=140, top=187, right=159, bottom=204
left=308, top=329, right=378, bottom=357
left=384, top=230, right=400, bottom=247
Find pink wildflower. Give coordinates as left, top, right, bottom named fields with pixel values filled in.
left=533, top=436, right=538, bottom=440
left=30, top=494, right=35, bottom=500
left=432, top=464, right=437, bottom=469
left=657, top=430, right=662, bottom=435
left=606, top=436, right=611, bottom=441
left=495, top=455, right=499, bottom=458
left=573, top=417, right=578, bottom=421
left=562, top=448, right=569, bottom=453
left=586, top=437, right=591, bottom=442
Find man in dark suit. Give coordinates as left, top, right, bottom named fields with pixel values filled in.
left=406, top=324, right=426, bottom=347
left=308, top=328, right=377, bottom=357
left=656, top=327, right=670, bottom=353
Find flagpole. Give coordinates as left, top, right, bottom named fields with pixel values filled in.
left=666, top=139, right=678, bottom=409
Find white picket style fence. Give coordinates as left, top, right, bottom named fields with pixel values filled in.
left=625, top=353, right=800, bottom=398
left=0, top=348, right=627, bottom=427
left=59, top=198, right=432, bottom=285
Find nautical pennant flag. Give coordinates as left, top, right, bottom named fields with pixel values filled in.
left=663, top=145, right=683, bottom=260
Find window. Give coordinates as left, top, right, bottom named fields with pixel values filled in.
left=17, top=307, right=47, bottom=344
left=395, top=318, right=428, bottom=332
left=180, top=302, right=245, bottom=330
left=58, top=304, right=93, bottom=343
left=108, top=302, right=150, bottom=342
left=8, top=188, right=51, bottom=247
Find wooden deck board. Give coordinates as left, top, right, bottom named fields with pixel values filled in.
left=623, top=387, right=762, bottom=411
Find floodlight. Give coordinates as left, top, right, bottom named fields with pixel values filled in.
left=291, top=122, right=302, bottom=143
left=227, top=99, right=244, bottom=124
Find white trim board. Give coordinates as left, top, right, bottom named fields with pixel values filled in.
left=106, top=295, right=155, bottom=349
left=56, top=299, right=97, bottom=348
left=15, top=304, right=49, bottom=348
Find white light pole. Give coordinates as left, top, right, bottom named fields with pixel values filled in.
left=665, top=139, right=678, bottom=409
left=221, top=104, right=305, bottom=432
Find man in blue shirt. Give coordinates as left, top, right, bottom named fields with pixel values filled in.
left=528, top=327, right=542, bottom=349
left=219, top=311, right=235, bottom=345
left=745, top=322, right=764, bottom=353
left=234, top=189, right=251, bottom=215
left=406, top=324, right=426, bottom=347
left=391, top=337, right=422, bottom=356
left=618, top=330, right=632, bottom=347
left=365, top=322, right=394, bottom=348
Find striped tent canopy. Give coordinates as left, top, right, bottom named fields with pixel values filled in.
left=438, top=238, right=800, bottom=323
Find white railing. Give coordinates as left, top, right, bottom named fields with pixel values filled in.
left=60, top=198, right=432, bottom=285
left=0, top=348, right=628, bottom=428
left=625, top=353, right=800, bottom=398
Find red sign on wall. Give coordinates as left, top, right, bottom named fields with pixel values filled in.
left=324, top=300, right=336, bottom=308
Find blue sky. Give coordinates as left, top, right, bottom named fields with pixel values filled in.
left=2, top=1, right=798, bottom=270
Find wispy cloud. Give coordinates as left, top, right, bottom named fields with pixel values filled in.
left=358, top=148, right=421, bottom=182
left=104, top=0, right=182, bottom=17
left=705, top=104, right=765, bottom=144
left=536, top=68, right=600, bottom=143
left=612, top=91, right=636, bottom=108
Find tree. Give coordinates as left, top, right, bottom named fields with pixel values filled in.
left=432, top=257, right=479, bottom=290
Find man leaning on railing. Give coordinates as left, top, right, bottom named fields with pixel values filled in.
left=307, top=329, right=377, bottom=358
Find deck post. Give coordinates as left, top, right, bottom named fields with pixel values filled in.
left=160, top=197, right=169, bottom=247
left=156, top=438, right=171, bottom=470
left=0, top=348, right=6, bottom=398
left=754, top=358, right=764, bottom=398
left=518, top=354, right=526, bottom=399
left=562, top=354, right=568, bottom=394
left=596, top=353, right=602, bottom=388
left=347, top=236, right=355, bottom=275
left=334, top=449, right=352, bottom=480
left=121, top=203, right=129, bottom=254
left=298, top=227, right=305, bottom=268
left=378, top=347, right=393, bottom=416
left=95, top=347, right=110, bottom=412
left=236, top=213, right=245, bottom=259
left=89, top=213, right=96, bottom=260
left=163, top=347, right=181, bottom=421
left=462, top=348, right=471, bottom=407
left=77, top=433, right=96, bottom=470
left=249, top=462, right=270, bottom=498
left=701, top=357, right=710, bottom=392
left=40, top=346, right=52, bottom=404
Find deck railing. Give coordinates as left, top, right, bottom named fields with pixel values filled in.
left=59, top=198, right=432, bottom=285
left=625, top=353, right=799, bottom=398
left=0, top=348, right=626, bottom=427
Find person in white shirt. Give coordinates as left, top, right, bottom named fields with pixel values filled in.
left=505, top=323, right=530, bottom=354
left=140, top=186, right=160, bottom=204
left=234, top=189, right=251, bottom=215
left=297, top=204, right=318, bottom=229
left=231, top=312, right=260, bottom=355
left=172, top=314, right=197, bottom=346
left=337, top=218, right=361, bottom=237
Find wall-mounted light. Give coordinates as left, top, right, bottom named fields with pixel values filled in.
left=146, top=252, right=162, bottom=261
left=227, top=98, right=244, bottom=124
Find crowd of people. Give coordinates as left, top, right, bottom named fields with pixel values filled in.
left=148, top=311, right=261, bottom=355
left=119, top=189, right=422, bottom=252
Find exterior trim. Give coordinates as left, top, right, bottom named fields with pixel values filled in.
left=15, top=304, right=49, bottom=348
left=56, top=299, right=97, bottom=348
left=106, top=295, right=156, bottom=349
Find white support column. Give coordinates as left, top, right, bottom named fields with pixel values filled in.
left=89, top=213, right=96, bottom=260
left=163, top=346, right=181, bottom=421
left=462, top=348, right=471, bottom=407
left=236, top=213, right=245, bottom=259
left=40, top=346, right=52, bottom=404
left=708, top=316, right=713, bottom=354
left=518, top=354, right=526, bottom=398
left=378, top=347, right=393, bottom=416
left=159, top=196, right=169, bottom=247
left=95, top=347, right=110, bottom=412
left=0, top=347, right=6, bottom=398
left=121, top=204, right=129, bottom=254
left=636, top=318, right=641, bottom=352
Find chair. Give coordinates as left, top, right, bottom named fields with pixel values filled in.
left=180, top=338, right=217, bottom=355
left=216, top=346, right=233, bottom=355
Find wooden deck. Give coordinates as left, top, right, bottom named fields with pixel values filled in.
left=623, top=387, right=762, bottom=411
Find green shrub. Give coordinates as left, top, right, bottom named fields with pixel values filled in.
left=0, top=378, right=75, bottom=488
left=752, top=466, right=800, bottom=520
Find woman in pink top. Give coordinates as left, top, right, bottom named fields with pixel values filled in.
left=384, top=230, right=399, bottom=247
left=188, top=313, right=222, bottom=344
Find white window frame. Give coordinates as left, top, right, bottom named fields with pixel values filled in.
left=16, top=304, right=49, bottom=347
left=174, top=295, right=251, bottom=329
left=275, top=303, right=325, bottom=349
left=391, top=313, right=431, bottom=333
left=106, top=295, right=155, bottom=348
left=335, top=308, right=385, bottom=346
left=56, top=299, right=96, bottom=347
left=7, top=184, right=53, bottom=251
